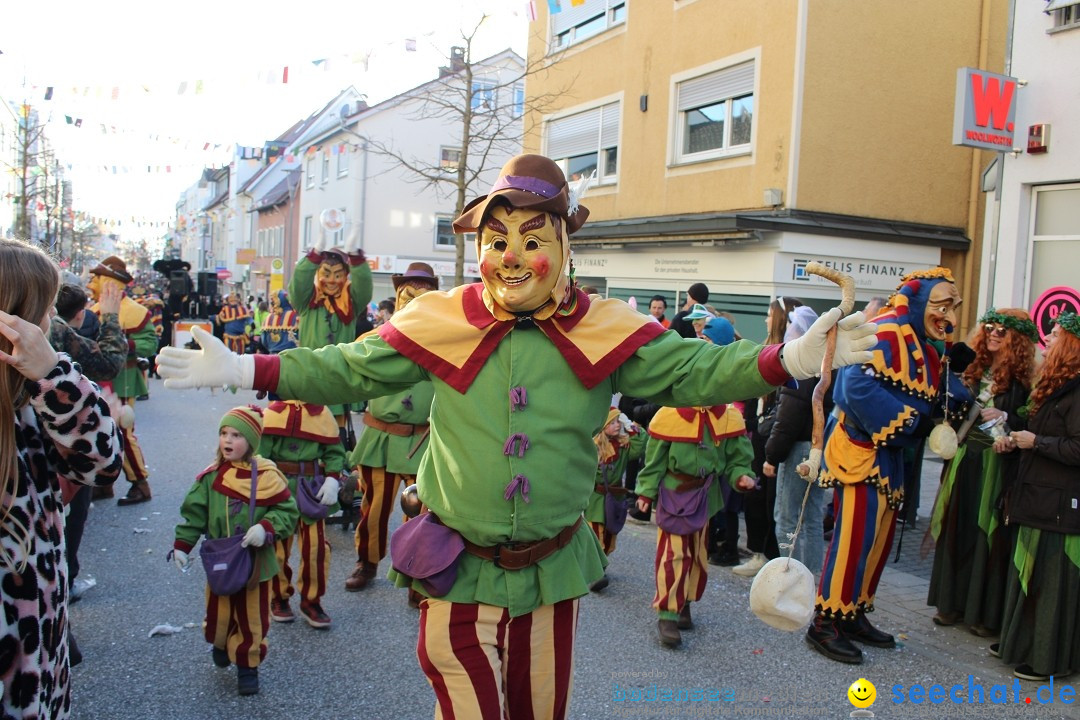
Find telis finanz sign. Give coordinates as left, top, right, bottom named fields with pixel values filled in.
left=953, top=67, right=1019, bottom=151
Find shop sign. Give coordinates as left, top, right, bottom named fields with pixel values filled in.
left=952, top=67, right=1019, bottom=151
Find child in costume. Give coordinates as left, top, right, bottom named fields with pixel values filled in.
left=260, top=399, right=345, bottom=628
left=345, top=263, right=438, bottom=596
left=635, top=318, right=756, bottom=648
left=585, top=407, right=645, bottom=592
left=217, top=293, right=253, bottom=354
left=87, top=256, right=159, bottom=505
left=171, top=406, right=299, bottom=696
left=159, top=154, right=877, bottom=719
left=807, top=268, right=971, bottom=665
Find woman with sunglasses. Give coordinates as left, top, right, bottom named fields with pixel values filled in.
left=994, top=312, right=1080, bottom=681
left=927, top=308, right=1037, bottom=638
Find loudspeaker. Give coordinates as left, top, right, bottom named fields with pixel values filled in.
left=169, top=270, right=192, bottom=297
left=197, top=271, right=218, bottom=297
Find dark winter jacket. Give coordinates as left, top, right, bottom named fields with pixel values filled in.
left=764, top=373, right=835, bottom=466
left=1006, top=377, right=1080, bottom=533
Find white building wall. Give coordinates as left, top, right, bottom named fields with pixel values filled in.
left=982, top=5, right=1080, bottom=311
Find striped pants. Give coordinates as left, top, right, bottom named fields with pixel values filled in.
left=272, top=518, right=331, bottom=603
left=355, top=465, right=413, bottom=565
left=119, top=396, right=149, bottom=484
left=651, top=527, right=708, bottom=619
left=587, top=521, right=617, bottom=555
left=417, top=598, right=579, bottom=720
left=204, top=581, right=270, bottom=668
left=223, top=333, right=246, bottom=354
left=816, top=482, right=898, bottom=618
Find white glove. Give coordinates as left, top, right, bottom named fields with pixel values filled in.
left=317, top=476, right=341, bottom=505
left=241, top=524, right=267, bottom=548
left=313, top=226, right=330, bottom=252
left=172, top=549, right=190, bottom=571
left=342, top=225, right=361, bottom=254
left=157, top=326, right=255, bottom=390
left=618, top=413, right=634, bottom=434
left=780, top=309, right=878, bottom=380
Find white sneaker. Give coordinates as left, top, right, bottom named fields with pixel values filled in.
left=732, top=553, right=766, bottom=577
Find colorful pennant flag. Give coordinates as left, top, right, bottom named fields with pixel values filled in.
left=525, top=1, right=537, bottom=21
left=44, top=87, right=53, bottom=100
left=548, top=0, right=561, bottom=13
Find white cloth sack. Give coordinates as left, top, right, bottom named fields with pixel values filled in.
left=749, top=556, right=816, bottom=632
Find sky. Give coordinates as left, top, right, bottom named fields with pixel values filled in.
left=0, top=0, right=531, bottom=245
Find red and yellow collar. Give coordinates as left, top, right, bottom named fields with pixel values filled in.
left=647, top=405, right=746, bottom=444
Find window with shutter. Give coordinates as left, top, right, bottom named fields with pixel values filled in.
left=673, top=60, right=755, bottom=164
left=545, top=100, right=621, bottom=184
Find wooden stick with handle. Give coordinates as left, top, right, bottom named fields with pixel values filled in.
left=796, top=261, right=856, bottom=482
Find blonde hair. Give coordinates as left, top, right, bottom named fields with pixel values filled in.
left=1, top=238, right=61, bottom=574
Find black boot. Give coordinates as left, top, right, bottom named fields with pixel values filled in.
left=805, top=614, right=863, bottom=664
left=237, top=667, right=259, bottom=696
left=839, top=611, right=896, bottom=649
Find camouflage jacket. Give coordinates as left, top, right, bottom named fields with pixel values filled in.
left=48, top=313, right=127, bottom=383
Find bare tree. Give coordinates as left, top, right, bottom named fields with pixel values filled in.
left=2, top=104, right=51, bottom=244
left=345, top=17, right=573, bottom=285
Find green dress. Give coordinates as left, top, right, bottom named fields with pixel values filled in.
left=585, top=430, right=646, bottom=527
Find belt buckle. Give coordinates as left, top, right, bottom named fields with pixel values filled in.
left=492, top=541, right=526, bottom=569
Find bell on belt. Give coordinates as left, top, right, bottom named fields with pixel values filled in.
left=400, top=483, right=422, bottom=518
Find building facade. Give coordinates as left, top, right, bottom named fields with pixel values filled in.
left=978, top=1, right=1080, bottom=336
left=526, top=0, right=1008, bottom=340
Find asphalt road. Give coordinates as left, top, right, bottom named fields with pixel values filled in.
left=67, top=379, right=1077, bottom=720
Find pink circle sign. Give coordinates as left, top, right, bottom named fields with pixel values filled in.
left=1032, top=285, right=1080, bottom=348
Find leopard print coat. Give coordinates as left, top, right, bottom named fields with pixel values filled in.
left=1, top=357, right=123, bottom=719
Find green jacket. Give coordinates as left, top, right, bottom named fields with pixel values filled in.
left=265, top=328, right=778, bottom=616
left=349, top=382, right=435, bottom=475
left=260, top=429, right=346, bottom=526
left=173, top=459, right=299, bottom=582
left=635, top=428, right=754, bottom=519
left=288, top=251, right=373, bottom=351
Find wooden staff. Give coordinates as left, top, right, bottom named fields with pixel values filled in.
left=796, top=261, right=856, bottom=481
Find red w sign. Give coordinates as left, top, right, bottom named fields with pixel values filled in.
left=953, top=67, right=1019, bottom=151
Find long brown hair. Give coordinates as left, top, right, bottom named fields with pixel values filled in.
left=1029, top=329, right=1080, bottom=416
left=765, top=296, right=803, bottom=346
left=1, top=238, right=61, bottom=573
left=961, top=308, right=1037, bottom=395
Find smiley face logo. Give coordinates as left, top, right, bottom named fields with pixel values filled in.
left=848, top=678, right=876, bottom=708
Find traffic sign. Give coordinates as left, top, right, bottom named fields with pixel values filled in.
left=217, top=269, right=233, bottom=280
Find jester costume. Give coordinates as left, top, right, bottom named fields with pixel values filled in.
left=217, top=297, right=253, bottom=354
left=173, top=458, right=299, bottom=670
left=261, top=291, right=299, bottom=354
left=809, top=268, right=969, bottom=663
left=89, top=258, right=159, bottom=503
left=586, top=407, right=646, bottom=557
left=289, top=248, right=372, bottom=420
left=259, top=401, right=345, bottom=626
left=635, top=404, right=752, bottom=645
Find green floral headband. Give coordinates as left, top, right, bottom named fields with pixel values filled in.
left=979, top=309, right=1039, bottom=342
left=1053, top=311, right=1080, bottom=339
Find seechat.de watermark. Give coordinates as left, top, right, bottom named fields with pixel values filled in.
left=892, top=675, right=1078, bottom=707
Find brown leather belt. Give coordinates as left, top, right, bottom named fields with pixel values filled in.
left=362, top=413, right=430, bottom=437
left=594, top=484, right=629, bottom=496
left=668, top=471, right=708, bottom=492
left=274, top=460, right=323, bottom=475
left=463, top=517, right=583, bottom=570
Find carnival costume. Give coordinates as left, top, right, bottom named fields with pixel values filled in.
left=260, top=400, right=345, bottom=627
left=89, top=256, right=158, bottom=505
left=261, top=290, right=299, bottom=354
left=636, top=404, right=752, bottom=646
left=587, top=407, right=646, bottom=559
left=927, top=309, right=1035, bottom=635
left=808, top=268, right=969, bottom=664
left=218, top=295, right=253, bottom=354
left=346, top=263, right=438, bottom=595
left=172, top=407, right=299, bottom=696
left=998, top=312, right=1080, bottom=680
left=288, top=241, right=373, bottom=421
left=158, top=154, right=879, bottom=719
